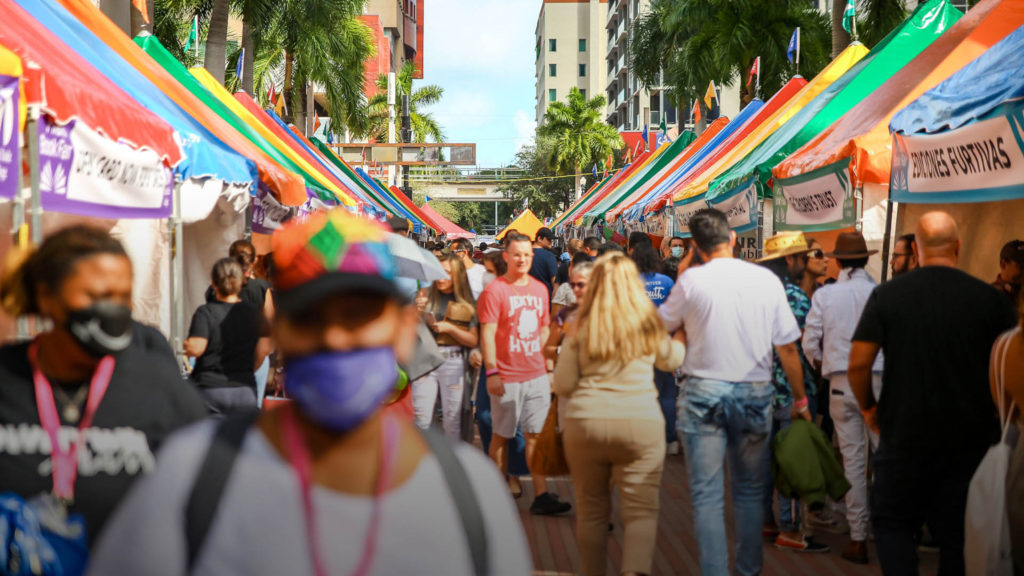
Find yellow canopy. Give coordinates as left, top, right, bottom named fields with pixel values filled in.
left=497, top=209, right=545, bottom=241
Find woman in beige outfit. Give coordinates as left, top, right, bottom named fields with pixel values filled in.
left=554, top=253, right=686, bottom=576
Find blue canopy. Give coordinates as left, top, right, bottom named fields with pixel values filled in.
left=17, top=0, right=256, bottom=189
left=891, top=24, right=1024, bottom=135
left=354, top=168, right=423, bottom=234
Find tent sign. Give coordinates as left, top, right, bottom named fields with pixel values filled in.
left=774, top=159, right=855, bottom=231
left=672, top=196, right=709, bottom=238
left=0, top=75, right=17, bottom=200
left=891, top=110, right=1024, bottom=203
left=709, top=179, right=758, bottom=233
left=37, top=117, right=172, bottom=219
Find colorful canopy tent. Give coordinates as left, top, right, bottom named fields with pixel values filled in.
left=307, top=135, right=417, bottom=220
left=12, top=0, right=258, bottom=219
left=616, top=77, right=809, bottom=225
left=772, top=0, right=1024, bottom=229
left=888, top=23, right=1024, bottom=281
left=496, top=209, right=545, bottom=241
left=388, top=186, right=442, bottom=234
left=420, top=204, right=475, bottom=239
left=60, top=0, right=305, bottom=206
left=706, top=0, right=961, bottom=220
left=189, top=67, right=358, bottom=207
left=552, top=150, right=654, bottom=232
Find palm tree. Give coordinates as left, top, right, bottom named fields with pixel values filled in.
left=538, top=87, right=623, bottom=198
left=203, top=0, right=230, bottom=82
left=832, top=0, right=852, bottom=57
left=362, top=61, right=445, bottom=143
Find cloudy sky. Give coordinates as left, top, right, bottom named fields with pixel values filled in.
left=421, top=0, right=538, bottom=167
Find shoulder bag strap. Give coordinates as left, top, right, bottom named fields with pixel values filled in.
left=185, top=409, right=260, bottom=572
left=996, top=328, right=1018, bottom=438
left=419, top=428, right=489, bottom=576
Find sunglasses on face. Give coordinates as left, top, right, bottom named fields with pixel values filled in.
left=806, top=249, right=825, bottom=260
left=569, top=282, right=587, bottom=289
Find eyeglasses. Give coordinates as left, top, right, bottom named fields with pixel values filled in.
left=569, top=282, right=587, bottom=289
left=452, top=248, right=466, bottom=254
left=807, top=249, right=825, bottom=259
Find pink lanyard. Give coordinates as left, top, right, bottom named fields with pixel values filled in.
left=280, top=406, right=400, bottom=576
left=27, top=341, right=115, bottom=503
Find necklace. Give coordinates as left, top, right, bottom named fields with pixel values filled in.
left=51, top=385, right=89, bottom=423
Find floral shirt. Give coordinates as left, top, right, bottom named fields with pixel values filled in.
left=771, top=282, right=816, bottom=409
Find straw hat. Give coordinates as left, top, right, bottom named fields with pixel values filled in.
left=826, top=232, right=878, bottom=259
left=756, top=231, right=811, bottom=262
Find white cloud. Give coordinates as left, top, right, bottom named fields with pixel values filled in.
left=513, top=108, right=536, bottom=146
left=425, top=0, right=537, bottom=77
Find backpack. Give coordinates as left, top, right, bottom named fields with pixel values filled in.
left=964, top=327, right=1018, bottom=576
left=183, top=410, right=489, bottom=575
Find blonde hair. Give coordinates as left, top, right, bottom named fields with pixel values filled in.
left=576, top=252, right=664, bottom=365
left=428, top=252, right=476, bottom=310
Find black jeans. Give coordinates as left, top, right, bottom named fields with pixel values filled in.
left=871, top=449, right=982, bottom=576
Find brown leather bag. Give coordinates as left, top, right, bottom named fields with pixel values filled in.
left=435, top=301, right=475, bottom=346
left=530, top=395, right=570, bottom=476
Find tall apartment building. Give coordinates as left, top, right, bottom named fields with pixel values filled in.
left=364, top=0, right=424, bottom=78
left=605, top=0, right=675, bottom=132
left=535, top=0, right=609, bottom=126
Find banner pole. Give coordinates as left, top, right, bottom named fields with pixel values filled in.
left=169, top=183, right=185, bottom=365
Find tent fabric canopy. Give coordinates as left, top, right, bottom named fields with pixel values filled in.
left=773, top=0, right=1024, bottom=188
left=0, top=0, right=180, bottom=165
left=552, top=150, right=654, bottom=231
left=420, top=204, right=474, bottom=239
left=497, top=209, right=545, bottom=241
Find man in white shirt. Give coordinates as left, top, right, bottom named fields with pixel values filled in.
left=659, top=208, right=811, bottom=576
left=452, top=237, right=486, bottom=300
left=803, top=231, right=883, bottom=565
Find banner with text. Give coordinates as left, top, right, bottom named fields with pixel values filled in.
left=252, top=185, right=333, bottom=234
left=38, top=117, right=173, bottom=219
left=0, top=75, right=19, bottom=200
left=891, top=104, right=1024, bottom=203
left=709, top=178, right=758, bottom=233
left=774, top=159, right=855, bottom=231
left=671, top=195, right=709, bottom=238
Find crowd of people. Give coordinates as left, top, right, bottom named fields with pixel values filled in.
left=0, top=206, right=1020, bottom=576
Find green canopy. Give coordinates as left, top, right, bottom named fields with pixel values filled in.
left=707, top=0, right=963, bottom=204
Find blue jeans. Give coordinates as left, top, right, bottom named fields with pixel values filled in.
left=678, top=377, right=774, bottom=576
left=475, top=368, right=530, bottom=476
left=762, top=397, right=818, bottom=533
left=655, top=369, right=678, bottom=444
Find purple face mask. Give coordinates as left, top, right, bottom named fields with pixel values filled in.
left=284, top=347, right=399, bottom=433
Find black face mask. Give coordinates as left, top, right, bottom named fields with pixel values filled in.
left=65, top=301, right=133, bottom=358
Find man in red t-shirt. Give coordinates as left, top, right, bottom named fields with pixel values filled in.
left=479, top=233, right=571, bottom=515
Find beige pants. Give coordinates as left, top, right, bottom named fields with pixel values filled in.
left=563, top=417, right=666, bottom=576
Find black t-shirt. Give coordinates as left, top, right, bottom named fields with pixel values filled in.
left=204, top=278, right=270, bottom=312
left=554, top=260, right=570, bottom=286
left=0, top=334, right=205, bottom=542
left=189, top=301, right=264, bottom=388
left=529, top=247, right=559, bottom=295
left=853, top=267, right=1016, bottom=463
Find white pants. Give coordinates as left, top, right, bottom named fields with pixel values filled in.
left=829, top=372, right=881, bottom=542
left=411, top=348, right=465, bottom=441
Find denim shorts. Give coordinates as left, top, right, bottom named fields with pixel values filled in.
left=677, top=377, right=773, bottom=438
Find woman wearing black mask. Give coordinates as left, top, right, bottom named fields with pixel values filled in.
left=0, top=225, right=205, bottom=547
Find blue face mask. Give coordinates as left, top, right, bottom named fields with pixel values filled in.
left=671, top=246, right=684, bottom=258
left=285, top=347, right=399, bottom=433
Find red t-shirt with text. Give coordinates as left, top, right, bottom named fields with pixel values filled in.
left=477, top=276, right=550, bottom=383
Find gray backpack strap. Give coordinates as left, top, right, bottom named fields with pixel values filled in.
left=185, top=409, right=260, bottom=572
left=419, top=428, right=489, bottom=576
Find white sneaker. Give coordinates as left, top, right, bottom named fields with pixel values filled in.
left=666, top=441, right=680, bottom=455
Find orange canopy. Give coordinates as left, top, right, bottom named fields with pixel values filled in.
left=774, top=0, right=1024, bottom=188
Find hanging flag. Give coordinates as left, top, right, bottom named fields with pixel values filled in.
left=633, top=138, right=644, bottom=159
left=592, top=164, right=598, bottom=179
left=842, top=0, right=856, bottom=34
left=607, top=153, right=613, bottom=171
left=624, top=146, right=632, bottom=164
left=266, top=83, right=276, bottom=105
left=314, top=114, right=322, bottom=133
left=235, top=48, right=245, bottom=85
left=132, top=0, right=149, bottom=24
left=787, top=28, right=800, bottom=63
left=746, top=57, right=761, bottom=88
left=641, top=124, right=649, bottom=147
left=692, top=99, right=702, bottom=125
left=703, top=81, right=717, bottom=108
left=659, top=115, right=667, bottom=135
left=425, top=195, right=432, bottom=203
left=326, top=130, right=334, bottom=144
left=184, top=17, right=198, bottom=54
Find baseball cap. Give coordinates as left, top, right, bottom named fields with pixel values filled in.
left=271, top=209, right=405, bottom=316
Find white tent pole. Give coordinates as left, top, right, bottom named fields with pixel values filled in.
left=169, top=183, right=185, bottom=365
left=26, top=104, right=41, bottom=246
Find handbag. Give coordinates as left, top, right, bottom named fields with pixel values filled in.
left=530, top=395, right=569, bottom=477
left=964, top=327, right=1018, bottom=576
left=435, top=301, right=475, bottom=347
left=0, top=493, right=89, bottom=576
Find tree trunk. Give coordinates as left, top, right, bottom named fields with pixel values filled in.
left=204, top=0, right=230, bottom=83
left=294, top=76, right=308, bottom=134
left=241, top=18, right=255, bottom=96
left=832, top=0, right=852, bottom=57
left=129, top=0, right=154, bottom=36
left=283, top=50, right=294, bottom=123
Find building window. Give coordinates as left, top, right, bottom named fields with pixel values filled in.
left=579, top=38, right=587, bottom=52
left=549, top=64, right=557, bottom=77
left=549, top=39, right=557, bottom=52
left=549, top=89, right=557, bottom=103
left=580, top=89, right=587, bottom=99
left=579, top=64, right=586, bottom=77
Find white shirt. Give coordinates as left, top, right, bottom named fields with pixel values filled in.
left=551, top=282, right=576, bottom=307
left=465, top=262, right=486, bottom=300
left=87, top=421, right=532, bottom=576
left=659, top=258, right=801, bottom=382
left=803, top=267, right=884, bottom=379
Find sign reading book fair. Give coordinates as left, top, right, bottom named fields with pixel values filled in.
left=773, top=158, right=856, bottom=231
left=0, top=75, right=19, bottom=200
left=890, top=109, right=1024, bottom=203
left=37, top=116, right=173, bottom=219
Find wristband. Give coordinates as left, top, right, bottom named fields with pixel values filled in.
left=793, top=397, right=809, bottom=409
left=485, top=368, right=500, bottom=377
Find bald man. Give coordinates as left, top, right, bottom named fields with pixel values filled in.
left=848, top=211, right=1016, bottom=574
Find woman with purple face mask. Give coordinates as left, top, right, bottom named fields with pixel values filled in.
left=88, top=210, right=532, bottom=576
